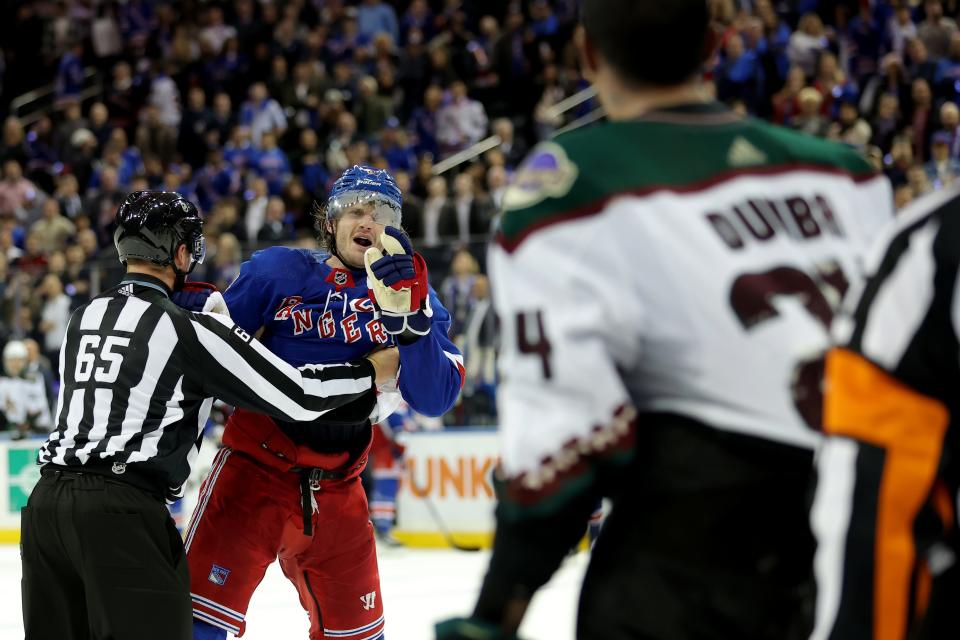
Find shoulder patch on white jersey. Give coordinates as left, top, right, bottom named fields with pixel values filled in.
left=502, top=142, right=579, bottom=212
left=727, top=136, right=767, bottom=167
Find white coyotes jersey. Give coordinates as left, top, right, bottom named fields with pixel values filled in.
left=491, top=118, right=894, bottom=484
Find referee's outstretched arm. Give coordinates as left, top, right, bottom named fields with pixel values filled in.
left=181, top=309, right=387, bottom=421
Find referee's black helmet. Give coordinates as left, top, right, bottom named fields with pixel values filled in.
left=114, top=191, right=205, bottom=273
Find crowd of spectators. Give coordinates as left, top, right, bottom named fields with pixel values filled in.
left=710, top=0, right=960, bottom=208
left=1, top=0, right=958, bottom=435
left=0, top=0, right=586, bottom=434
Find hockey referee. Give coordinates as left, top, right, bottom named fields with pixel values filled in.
left=20, top=191, right=399, bottom=640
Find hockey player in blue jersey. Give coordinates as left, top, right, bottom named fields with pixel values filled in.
left=184, top=165, right=464, bottom=640
left=369, top=400, right=418, bottom=544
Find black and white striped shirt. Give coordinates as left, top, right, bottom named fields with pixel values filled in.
left=38, top=274, right=376, bottom=500
left=811, top=186, right=960, bottom=640
left=836, top=184, right=960, bottom=396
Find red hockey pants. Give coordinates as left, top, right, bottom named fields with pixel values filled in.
left=185, top=448, right=384, bottom=639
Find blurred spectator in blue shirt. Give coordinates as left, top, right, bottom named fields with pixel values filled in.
left=926, top=129, right=960, bottom=186
left=358, top=0, right=399, bottom=46
left=239, top=82, right=287, bottom=146
left=847, top=4, right=884, bottom=83
left=24, top=117, right=58, bottom=181
left=55, top=41, right=85, bottom=105
left=530, top=0, right=559, bottom=39
left=160, top=167, right=198, bottom=208
left=327, top=14, right=370, bottom=63
left=196, top=148, right=241, bottom=211
left=401, top=0, right=434, bottom=44
left=252, top=132, right=291, bottom=196
left=287, top=128, right=327, bottom=199
left=379, top=119, right=417, bottom=174
left=934, top=32, right=960, bottom=101
left=223, top=126, right=254, bottom=172
left=757, top=2, right=792, bottom=80
left=715, top=33, right=764, bottom=114
left=204, top=36, right=250, bottom=97
left=120, top=0, right=155, bottom=45
left=440, top=247, right=481, bottom=341
left=410, top=84, right=443, bottom=159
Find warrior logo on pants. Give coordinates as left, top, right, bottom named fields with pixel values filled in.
left=361, top=591, right=377, bottom=610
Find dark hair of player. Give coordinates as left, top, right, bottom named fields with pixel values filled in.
left=580, top=0, right=712, bottom=87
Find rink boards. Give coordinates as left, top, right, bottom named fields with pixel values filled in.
left=0, top=430, right=501, bottom=547
left=0, top=438, right=41, bottom=543
left=394, top=428, right=499, bottom=548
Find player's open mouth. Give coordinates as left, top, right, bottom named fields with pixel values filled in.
left=353, top=237, right=372, bottom=247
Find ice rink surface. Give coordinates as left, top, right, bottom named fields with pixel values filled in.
left=0, top=542, right=587, bottom=639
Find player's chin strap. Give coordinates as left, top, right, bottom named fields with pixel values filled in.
left=330, top=242, right=354, bottom=272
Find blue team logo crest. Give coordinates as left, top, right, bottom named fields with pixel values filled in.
left=208, top=564, right=231, bottom=586
left=502, top=142, right=579, bottom=212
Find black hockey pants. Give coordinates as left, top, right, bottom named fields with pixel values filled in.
left=21, top=468, right=191, bottom=640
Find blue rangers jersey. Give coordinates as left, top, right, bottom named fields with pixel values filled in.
left=224, top=246, right=464, bottom=422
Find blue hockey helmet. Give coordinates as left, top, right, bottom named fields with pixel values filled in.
left=326, top=165, right=402, bottom=228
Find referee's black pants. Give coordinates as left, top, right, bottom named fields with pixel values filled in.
left=21, top=468, right=192, bottom=640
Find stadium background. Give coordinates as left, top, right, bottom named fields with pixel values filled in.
left=0, top=0, right=956, bottom=544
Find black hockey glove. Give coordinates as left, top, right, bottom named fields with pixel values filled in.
left=435, top=617, right=522, bottom=640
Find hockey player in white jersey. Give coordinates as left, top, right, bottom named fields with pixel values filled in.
left=436, top=1, right=895, bottom=639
